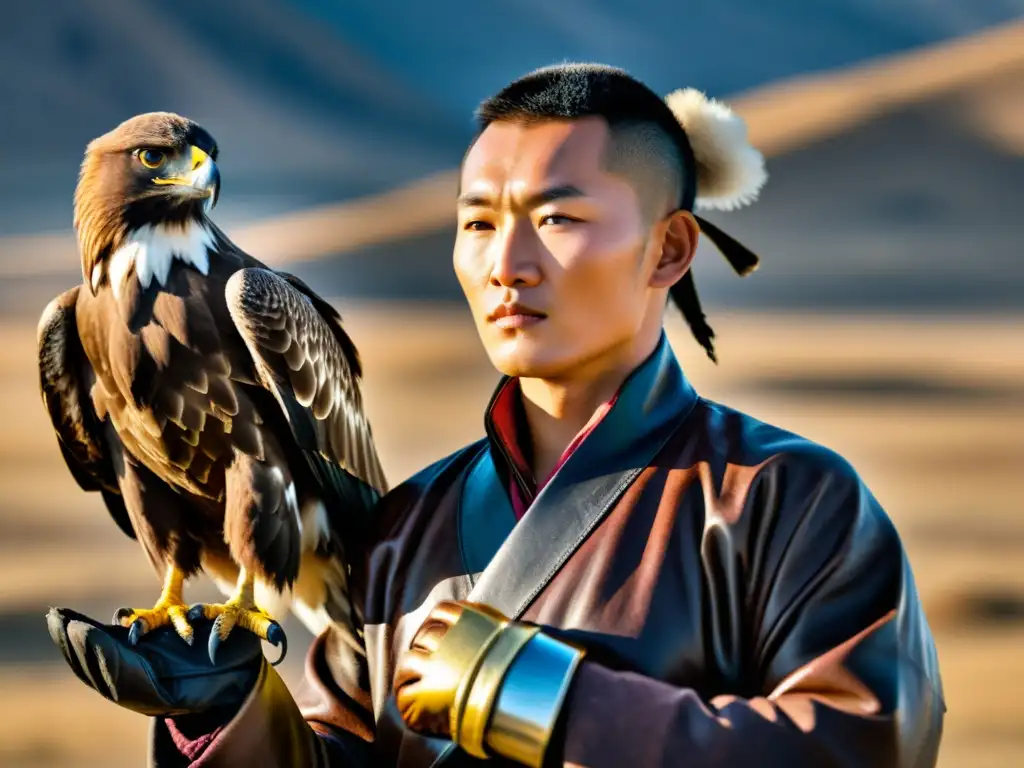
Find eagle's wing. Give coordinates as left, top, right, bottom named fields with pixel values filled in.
left=37, top=287, right=135, bottom=540
left=225, top=267, right=387, bottom=548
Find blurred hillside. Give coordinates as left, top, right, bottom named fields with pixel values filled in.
left=0, top=0, right=465, bottom=233
left=3, top=17, right=1023, bottom=318
left=293, top=21, right=1024, bottom=312
left=2, top=0, right=1023, bottom=234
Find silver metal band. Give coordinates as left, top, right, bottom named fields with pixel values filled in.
left=485, top=631, right=585, bottom=767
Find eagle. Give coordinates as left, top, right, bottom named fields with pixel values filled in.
left=37, top=112, right=388, bottom=662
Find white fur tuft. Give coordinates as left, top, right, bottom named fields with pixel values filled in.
left=664, top=88, right=767, bottom=211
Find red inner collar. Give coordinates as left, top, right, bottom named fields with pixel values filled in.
left=489, top=379, right=619, bottom=519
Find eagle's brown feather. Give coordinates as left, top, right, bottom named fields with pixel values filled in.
left=37, top=287, right=135, bottom=540
left=225, top=266, right=387, bottom=495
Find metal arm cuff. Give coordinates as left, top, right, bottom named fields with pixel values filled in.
left=483, top=631, right=585, bottom=767
left=456, top=622, right=541, bottom=758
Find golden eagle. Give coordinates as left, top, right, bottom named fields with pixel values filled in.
left=37, top=112, right=387, bottom=662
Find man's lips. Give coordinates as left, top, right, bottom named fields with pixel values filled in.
left=487, top=303, right=547, bottom=329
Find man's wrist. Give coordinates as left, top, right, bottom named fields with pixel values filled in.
left=478, top=629, right=585, bottom=767
left=397, top=603, right=586, bottom=765
left=455, top=622, right=540, bottom=757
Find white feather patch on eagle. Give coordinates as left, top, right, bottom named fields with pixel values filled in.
left=269, top=471, right=303, bottom=539
left=90, top=261, right=104, bottom=293
left=664, top=87, right=767, bottom=211
left=299, top=497, right=331, bottom=551
left=107, top=223, right=213, bottom=299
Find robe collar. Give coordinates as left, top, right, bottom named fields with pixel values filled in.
left=487, top=378, right=619, bottom=519
left=482, top=332, right=697, bottom=517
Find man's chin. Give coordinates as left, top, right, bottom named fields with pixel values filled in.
left=486, top=342, right=568, bottom=380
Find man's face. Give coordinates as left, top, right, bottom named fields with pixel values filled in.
left=454, top=116, right=667, bottom=380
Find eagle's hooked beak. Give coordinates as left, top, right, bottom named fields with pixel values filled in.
left=152, top=145, right=220, bottom=211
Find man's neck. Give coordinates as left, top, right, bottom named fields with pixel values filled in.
left=518, top=334, right=659, bottom=482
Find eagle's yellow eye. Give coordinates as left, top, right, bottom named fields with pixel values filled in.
left=138, top=149, right=166, bottom=169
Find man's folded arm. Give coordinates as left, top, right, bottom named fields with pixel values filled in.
left=555, top=593, right=943, bottom=768
left=490, top=456, right=945, bottom=768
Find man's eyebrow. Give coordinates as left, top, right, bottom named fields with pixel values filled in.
left=457, top=192, right=491, bottom=208
left=456, top=184, right=587, bottom=209
left=523, top=184, right=586, bottom=209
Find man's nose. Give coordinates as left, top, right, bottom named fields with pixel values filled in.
left=489, top=221, right=542, bottom=288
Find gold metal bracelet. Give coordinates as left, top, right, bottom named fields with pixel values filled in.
left=442, top=609, right=508, bottom=742
left=456, top=623, right=541, bottom=758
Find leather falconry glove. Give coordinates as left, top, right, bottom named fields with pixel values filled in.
left=46, top=606, right=263, bottom=717
left=394, top=600, right=586, bottom=768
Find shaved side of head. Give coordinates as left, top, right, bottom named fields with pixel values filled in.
left=603, top=121, right=683, bottom=225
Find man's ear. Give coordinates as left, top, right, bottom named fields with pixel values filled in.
left=649, top=209, right=699, bottom=289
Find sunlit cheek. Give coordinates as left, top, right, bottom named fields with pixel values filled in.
left=454, top=236, right=486, bottom=280
left=453, top=239, right=492, bottom=318
left=570, top=245, right=645, bottom=327
left=548, top=225, right=637, bottom=281
left=538, top=228, right=593, bottom=270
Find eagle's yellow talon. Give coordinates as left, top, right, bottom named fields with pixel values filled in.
left=167, top=604, right=194, bottom=643
left=195, top=570, right=288, bottom=665
left=197, top=600, right=276, bottom=641
left=116, top=600, right=194, bottom=645
left=116, top=565, right=193, bottom=645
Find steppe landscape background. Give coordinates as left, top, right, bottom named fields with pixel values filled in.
left=1, top=4, right=1022, bottom=765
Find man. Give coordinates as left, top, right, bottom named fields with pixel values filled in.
left=48, top=64, right=945, bottom=767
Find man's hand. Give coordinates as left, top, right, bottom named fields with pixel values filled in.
left=46, top=606, right=263, bottom=717
left=393, top=600, right=585, bottom=767
left=393, top=601, right=510, bottom=740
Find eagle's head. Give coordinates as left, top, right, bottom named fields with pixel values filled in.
left=74, top=112, right=221, bottom=295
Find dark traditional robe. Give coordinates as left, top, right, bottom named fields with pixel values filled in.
left=153, top=333, right=945, bottom=767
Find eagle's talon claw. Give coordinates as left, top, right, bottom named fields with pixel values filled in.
left=266, top=622, right=287, bottom=666
left=207, top=624, right=224, bottom=665
left=197, top=597, right=284, bottom=665
left=113, top=607, right=134, bottom=624
left=114, top=595, right=194, bottom=646
left=128, top=618, right=146, bottom=646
